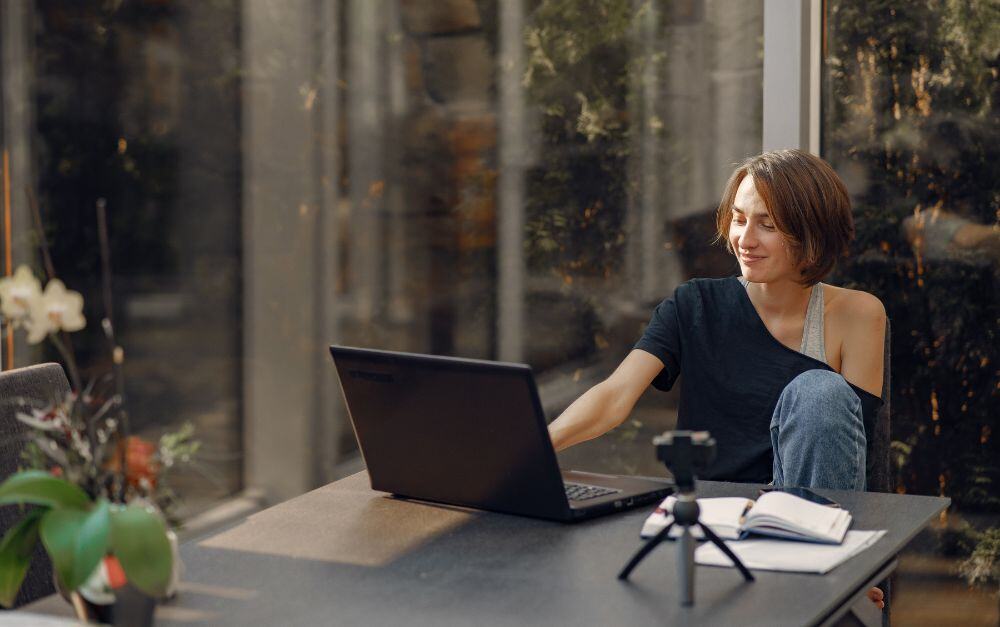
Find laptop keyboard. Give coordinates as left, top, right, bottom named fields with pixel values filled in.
left=564, top=482, right=622, bottom=502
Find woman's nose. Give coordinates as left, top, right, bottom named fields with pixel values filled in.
left=739, top=228, right=757, bottom=250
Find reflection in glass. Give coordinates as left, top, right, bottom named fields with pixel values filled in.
left=823, top=0, right=999, bottom=508
left=29, top=1, right=243, bottom=515
left=335, top=1, right=761, bottom=476
left=823, top=1, right=999, bottom=619
left=11, top=0, right=763, bottom=509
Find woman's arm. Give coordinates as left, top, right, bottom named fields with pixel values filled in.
left=836, top=291, right=887, bottom=397
left=548, top=349, right=665, bottom=452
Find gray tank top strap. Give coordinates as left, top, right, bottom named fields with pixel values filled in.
left=799, top=283, right=826, bottom=363
left=738, top=277, right=827, bottom=364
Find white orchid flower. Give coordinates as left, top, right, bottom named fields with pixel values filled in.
left=25, top=279, right=86, bottom=344
left=0, top=265, right=42, bottom=325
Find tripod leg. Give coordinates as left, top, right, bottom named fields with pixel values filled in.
left=617, top=522, right=675, bottom=580
left=697, top=522, right=755, bottom=582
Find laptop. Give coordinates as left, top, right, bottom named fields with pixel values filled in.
left=329, top=345, right=673, bottom=522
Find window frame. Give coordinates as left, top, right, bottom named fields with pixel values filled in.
left=762, top=0, right=821, bottom=154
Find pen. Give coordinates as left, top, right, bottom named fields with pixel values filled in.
left=738, top=499, right=753, bottom=526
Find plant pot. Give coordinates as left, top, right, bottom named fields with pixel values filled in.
left=66, top=585, right=155, bottom=626
left=56, top=563, right=156, bottom=626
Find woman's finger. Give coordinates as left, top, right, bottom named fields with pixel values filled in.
left=867, top=586, right=885, bottom=607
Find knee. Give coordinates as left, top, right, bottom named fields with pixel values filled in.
left=775, top=370, right=863, bottom=434
left=783, top=370, right=856, bottom=405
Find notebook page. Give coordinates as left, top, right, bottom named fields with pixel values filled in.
left=747, top=491, right=851, bottom=542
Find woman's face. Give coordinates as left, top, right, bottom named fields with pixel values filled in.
left=728, top=175, right=801, bottom=283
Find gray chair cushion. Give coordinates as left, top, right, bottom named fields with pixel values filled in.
left=0, top=363, right=70, bottom=607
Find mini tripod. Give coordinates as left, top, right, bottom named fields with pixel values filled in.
left=617, top=431, right=754, bottom=606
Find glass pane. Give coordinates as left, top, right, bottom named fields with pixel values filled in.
left=335, top=0, right=761, bottom=475
left=3, top=0, right=762, bottom=516
left=823, top=1, right=999, bottom=621
left=28, top=1, right=243, bottom=516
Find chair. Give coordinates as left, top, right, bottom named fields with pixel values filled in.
left=861, top=319, right=893, bottom=627
left=0, top=363, right=70, bottom=607
left=867, top=317, right=892, bottom=494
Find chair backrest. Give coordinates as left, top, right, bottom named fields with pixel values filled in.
left=0, top=363, right=70, bottom=607
left=866, top=318, right=892, bottom=494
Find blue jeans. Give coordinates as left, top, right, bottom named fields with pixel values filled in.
left=770, top=370, right=867, bottom=491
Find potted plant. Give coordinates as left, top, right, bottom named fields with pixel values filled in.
left=0, top=203, right=198, bottom=623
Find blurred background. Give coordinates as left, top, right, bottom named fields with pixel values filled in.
left=0, top=1, right=996, bottom=624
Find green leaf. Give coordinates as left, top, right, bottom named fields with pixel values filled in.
left=72, top=500, right=110, bottom=588
left=39, top=500, right=110, bottom=591
left=0, top=471, right=91, bottom=510
left=40, top=509, right=87, bottom=591
left=110, top=505, right=172, bottom=598
left=0, top=508, right=46, bottom=608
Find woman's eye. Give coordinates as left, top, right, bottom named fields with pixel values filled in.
left=761, top=224, right=775, bottom=230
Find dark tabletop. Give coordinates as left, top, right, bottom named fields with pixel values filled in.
left=134, top=471, right=945, bottom=627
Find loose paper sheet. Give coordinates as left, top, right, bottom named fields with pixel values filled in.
left=694, top=530, right=887, bottom=574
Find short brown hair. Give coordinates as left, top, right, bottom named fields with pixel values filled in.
left=715, top=149, right=854, bottom=286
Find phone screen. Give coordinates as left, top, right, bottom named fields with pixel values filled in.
left=758, top=486, right=840, bottom=508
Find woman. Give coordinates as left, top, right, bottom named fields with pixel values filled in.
left=548, top=149, right=886, bottom=605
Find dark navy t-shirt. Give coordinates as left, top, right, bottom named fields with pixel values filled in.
left=634, top=276, right=882, bottom=483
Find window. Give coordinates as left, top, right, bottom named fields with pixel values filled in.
left=24, top=1, right=243, bottom=516
left=823, top=1, right=999, bottom=620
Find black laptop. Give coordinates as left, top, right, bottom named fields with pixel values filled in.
left=329, top=345, right=673, bottom=522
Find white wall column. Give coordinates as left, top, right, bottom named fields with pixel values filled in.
left=243, top=0, right=333, bottom=503
left=1, top=1, right=38, bottom=367
left=315, top=0, right=346, bottom=485
left=497, top=0, right=526, bottom=363
left=762, top=0, right=820, bottom=153
left=347, top=0, right=384, bottom=322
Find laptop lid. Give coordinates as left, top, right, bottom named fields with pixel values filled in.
left=329, top=345, right=573, bottom=520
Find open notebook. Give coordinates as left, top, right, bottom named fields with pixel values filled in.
left=641, top=491, right=852, bottom=544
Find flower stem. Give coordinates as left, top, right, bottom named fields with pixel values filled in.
left=47, top=332, right=81, bottom=393
left=25, top=187, right=56, bottom=282
left=96, top=199, right=114, bottom=327
left=96, top=199, right=130, bottom=503
left=48, top=330, right=100, bottom=494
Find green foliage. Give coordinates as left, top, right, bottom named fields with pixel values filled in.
left=825, top=0, right=1000, bottom=509
left=959, top=527, right=1000, bottom=595
left=0, top=470, right=173, bottom=604
left=825, top=0, right=999, bottom=237
left=0, top=471, right=91, bottom=510
left=159, top=421, right=201, bottom=468
left=109, top=505, right=173, bottom=598
left=0, top=509, right=46, bottom=607
left=520, top=0, right=647, bottom=278
left=40, top=503, right=110, bottom=592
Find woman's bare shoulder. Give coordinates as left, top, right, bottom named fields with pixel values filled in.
left=823, top=285, right=886, bottom=394
left=824, top=284, right=886, bottom=331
